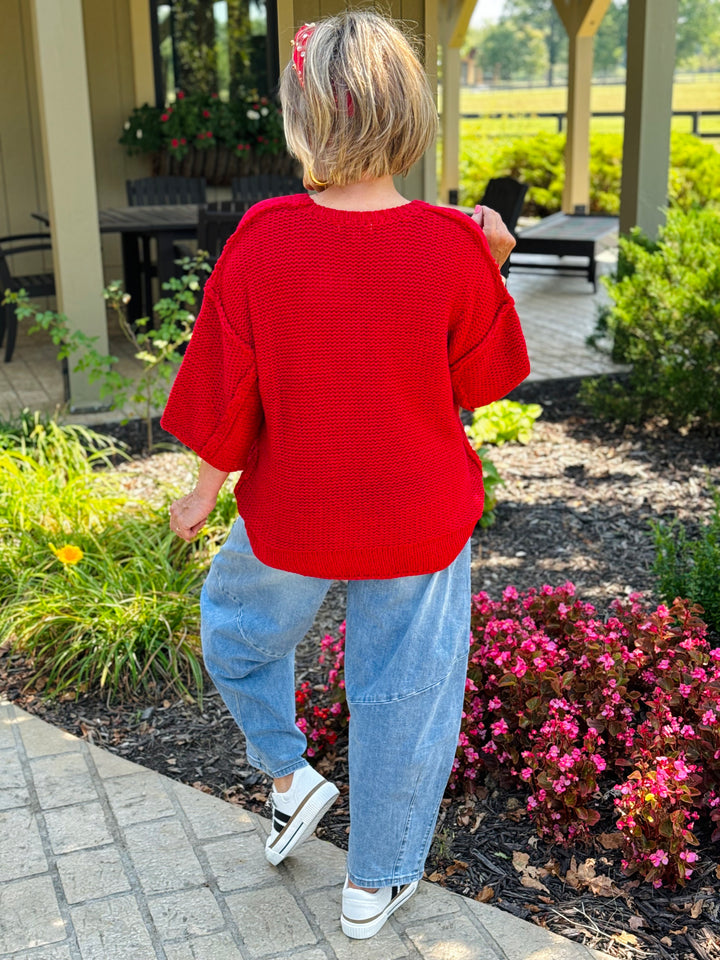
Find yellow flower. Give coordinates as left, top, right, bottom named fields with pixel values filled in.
left=50, top=544, right=84, bottom=565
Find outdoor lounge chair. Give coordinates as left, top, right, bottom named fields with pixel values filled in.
left=477, top=177, right=529, bottom=279
left=0, top=233, right=55, bottom=363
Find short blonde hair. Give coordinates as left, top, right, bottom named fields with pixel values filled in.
left=279, top=10, right=438, bottom=188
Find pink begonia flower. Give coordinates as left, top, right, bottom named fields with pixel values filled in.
left=591, top=754, right=607, bottom=772
left=649, top=849, right=669, bottom=868
left=598, top=652, right=614, bottom=670
left=673, top=759, right=690, bottom=780
left=702, top=710, right=717, bottom=725
left=679, top=683, right=693, bottom=697
left=657, top=659, right=670, bottom=670
left=520, top=767, right=533, bottom=780
left=502, top=585, right=519, bottom=601
left=488, top=697, right=502, bottom=710
left=491, top=718, right=509, bottom=737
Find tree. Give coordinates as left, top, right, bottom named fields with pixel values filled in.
left=477, top=21, right=547, bottom=82
left=676, top=0, right=720, bottom=68
left=502, top=0, right=567, bottom=85
left=593, top=1, right=628, bottom=77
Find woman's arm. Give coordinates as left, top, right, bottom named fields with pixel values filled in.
left=169, top=460, right=230, bottom=541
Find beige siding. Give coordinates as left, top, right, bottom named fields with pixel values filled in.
left=285, top=0, right=435, bottom=201
left=0, top=0, right=149, bottom=283
left=82, top=0, right=150, bottom=279
left=0, top=1, right=46, bottom=247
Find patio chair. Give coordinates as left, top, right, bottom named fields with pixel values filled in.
left=126, top=177, right=208, bottom=314
left=0, top=233, right=55, bottom=363
left=197, top=202, right=254, bottom=266
left=126, top=176, right=207, bottom=206
left=477, top=177, right=529, bottom=278
left=231, top=175, right=305, bottom=204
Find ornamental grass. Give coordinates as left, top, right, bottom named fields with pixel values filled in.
left=0, top=423, right=233, bottom=704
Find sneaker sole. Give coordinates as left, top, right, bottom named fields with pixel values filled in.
left=341, top=880, right=419, bottom=939
left=265, top=780, right=340, bottom=866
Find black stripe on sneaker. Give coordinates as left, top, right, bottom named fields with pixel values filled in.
left=392, top=885, right=399, bottom=899
left=273, top=808, right=291, bottom=825
left=268, top=781, right=326, bottom=849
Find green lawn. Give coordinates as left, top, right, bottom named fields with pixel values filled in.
left=459, top=76, right=720, bottom=142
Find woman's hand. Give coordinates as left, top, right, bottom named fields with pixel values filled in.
left=169, top=489, right=217, bottom=541
left=169, top=460, right=231, bottom=540
left=472, top=205, right=516, bottom=268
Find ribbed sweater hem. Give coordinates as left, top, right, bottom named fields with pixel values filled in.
left=242, top=518, right=479, bottom=580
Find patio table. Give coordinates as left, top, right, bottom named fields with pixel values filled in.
left=511, top=212, right=618, bottom=291
left=33, top=205, right=200, bottom=321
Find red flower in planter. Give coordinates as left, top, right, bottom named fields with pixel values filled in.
left=161, top=114, right=169, bottom=122
left=176, top=90, right=185, bottom=100
left=171, top=138, right=179, bottom=148
left=202, top=109, right=211, bottom=118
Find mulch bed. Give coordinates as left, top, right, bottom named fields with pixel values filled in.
left=3, top=378, right=720, bottom=960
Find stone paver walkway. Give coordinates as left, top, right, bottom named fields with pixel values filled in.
left=0, top=700, right=613, bottom=960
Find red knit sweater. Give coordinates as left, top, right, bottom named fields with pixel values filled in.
left=161, top=194, right=529, bottom=579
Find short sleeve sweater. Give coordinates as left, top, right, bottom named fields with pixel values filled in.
left=161, top=194, right=530, bottom=579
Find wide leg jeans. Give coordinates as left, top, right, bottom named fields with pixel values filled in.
left=200, top=517, right=471, bottom=888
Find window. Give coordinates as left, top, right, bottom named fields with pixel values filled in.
left=151, top=0, right=279, bottom=106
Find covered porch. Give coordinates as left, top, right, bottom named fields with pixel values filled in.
left=0, top=0, right=678, bottom=412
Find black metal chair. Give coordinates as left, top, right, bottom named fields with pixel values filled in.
left=478, top=177, right=529, bottom=278
left=231, top=175, right=305, bottom=205
left=126, top=176, right=207, bottom=206
left=0, top=233, right=55, bottom=363
left=197, top=202, right=254, bottom=266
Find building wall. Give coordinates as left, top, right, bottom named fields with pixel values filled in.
left=0, top=0, right=150, bottom=281
left=287, top=0, right=436, bottom=200
left=1, top=0, right=437, bottom=289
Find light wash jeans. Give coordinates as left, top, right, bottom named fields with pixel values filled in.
left=200, top=517, right=471, bottom=887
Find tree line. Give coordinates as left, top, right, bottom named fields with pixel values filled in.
left=464, top=0, right=720, bottom=85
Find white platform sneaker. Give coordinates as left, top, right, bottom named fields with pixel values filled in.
left=341, top=875, right=419, bottom=939
left=264, top=764, right=339, bottom=866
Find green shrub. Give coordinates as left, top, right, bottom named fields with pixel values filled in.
left=467, top=400, right=543, bottom=527
left=651, top=488, right=720, bottom=637
left=460, top=131, right=720, bottom=217
left=581, top=206, right=720, bottom=426
left=466, top=398, right=543, bottom=447
left=0, top=423, right=232, bottom=703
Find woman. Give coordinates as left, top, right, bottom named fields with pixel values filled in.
left=162, top=10, right=529, bottom=940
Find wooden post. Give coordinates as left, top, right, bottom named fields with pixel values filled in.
left=29, top=0, right=108, bottom=410
left=554, top=0, right=611, bottom=214
left=440, top=45, right=461, bottom=204
left=620, top=0, right=679, bottom=238
left=437, top=0, right=476, bottom=205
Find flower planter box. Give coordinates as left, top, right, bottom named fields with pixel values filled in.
left=151, top=145, right=299, bottom=187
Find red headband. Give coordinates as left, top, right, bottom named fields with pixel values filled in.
left=292, top=23, right=315, bottom=89
left=291, top=22, right=354, bottom=116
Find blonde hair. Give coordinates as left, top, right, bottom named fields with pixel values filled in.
left=279, top=10, right=438, bottom=188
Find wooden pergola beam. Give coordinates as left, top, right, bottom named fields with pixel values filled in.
left=553, top=0, right=611, bottom=213
left=620, top=0, right=678, bottom=237
left=439, top=0, right=476, bottom=204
